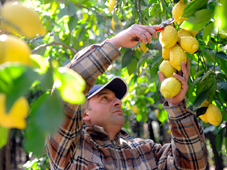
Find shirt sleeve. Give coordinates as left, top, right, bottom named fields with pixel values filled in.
left=46, top=41, right=121, bottom=170
left=155, top=100, right=208, bottom=170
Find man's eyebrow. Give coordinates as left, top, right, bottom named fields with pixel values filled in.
left=97, top=91, right=109, bottom=97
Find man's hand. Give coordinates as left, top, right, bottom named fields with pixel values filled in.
left=108, top=24, right=158, bottom=49
left=158, top=58, right=190, bottom=106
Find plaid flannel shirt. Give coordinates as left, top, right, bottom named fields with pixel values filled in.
left=46, top=41, right=207, bottom=170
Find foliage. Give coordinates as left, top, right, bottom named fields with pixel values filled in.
left=0, top=0, right=227, bottom=166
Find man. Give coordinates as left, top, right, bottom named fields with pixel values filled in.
left=46, top=24, right=207, bottom=169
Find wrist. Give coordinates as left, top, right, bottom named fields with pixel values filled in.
left=108, top=37, right=121, bottom=49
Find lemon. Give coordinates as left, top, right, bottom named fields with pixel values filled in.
left=159, top=60, right=177, bottom=78
left=159, top=25, right=178, bottom=49
left=140, top=43, right=149, bottom=53
left=109, top=0, right=117, bottom=13
left=206, top=104, right=222, bottom=126
left=0, top=34, right=32, bottom=65
left=170, top=44, right=187, bottom=71
left=199, top=100, right=209, bottom=123
left=0, top=94, right=29, bottom=129
left=200, top=100, right=210, bottom=107
left=178, top=29, right=192, bottom=38
left=132, top=105, right=139, bottom=114
left=160, top=77, right=181, bottom=98
left=1, top=1, right=45, bottom=39
left=162, top=48, right=170, bottom=60
left=172, top=0, right=187, bottom=25
left=178, top=36, right=199, bottom=54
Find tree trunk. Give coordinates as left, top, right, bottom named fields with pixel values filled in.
left=206, top=132, right=224, bottom=170
left=148, top=118, right=155, bottom=141
left=0, top=130, right=11, bottom=170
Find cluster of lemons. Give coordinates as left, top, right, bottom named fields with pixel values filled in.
left=159, top=0, right=199, bottom=99
left=199, top=101, right=222, bottom=126
left=0, top=1, right=45, bottom=129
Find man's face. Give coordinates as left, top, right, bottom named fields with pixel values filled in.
left=83, top=88, right=125, bottom=129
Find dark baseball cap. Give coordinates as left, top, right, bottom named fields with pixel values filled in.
left=87, top=77, right=128, bottom=100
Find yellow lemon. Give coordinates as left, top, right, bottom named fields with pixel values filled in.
left=172, top=0, right=187, bottom=25
left=140, top=43, right=149, bottom=53
left=170, top=44, right=187, bottom=71
left=159, top=25, right=178, bottom=49
left=167, top=129, right=171, bottom=135
left=178, top=29, right=192, bottom=38
left=159, top=60, right=177, bottom=78
left=1, top=1, right=45, bottom=39
left=199, top=100, right=209, bottom=123
left=0, top=94, right=29, bottom=129
left=132, top=105, right=139, bottom=114
left=160, top=77, right=181, bottom=98
left=162, top=48, right=170, bottom=60
left=178, top=36, right=199, bottom=54
left=206, top=104, right=222, bottom=126
left=0, top=34, right=32, bottom=65
left=109, top=0, right=117, bottom=13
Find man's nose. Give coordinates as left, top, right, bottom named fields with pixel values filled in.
left=113, top=97, right=122, bottom=107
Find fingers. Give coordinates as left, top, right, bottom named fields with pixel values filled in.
left=158, top=71, right=165, bottom=83
left=186, top=58, right=190, bottom=75
left=181, top=58, right=190, bottom=81
left=130, top=24, right=157, bottom=44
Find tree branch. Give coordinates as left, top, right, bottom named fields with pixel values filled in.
left=31, top=42, right=77, bottom=54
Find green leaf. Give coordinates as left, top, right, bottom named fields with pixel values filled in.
left=216, top=52, right=227, bottom=60
left=0, top=64, right=39, bottom=112
left=54, top=67, right=86, bottom=104
left=193, top=90, right=209, bottom=109
left=24, top=121, right=46, bottom=158
left=30, top=91, right=64, bottom=134
left=113, top=11, right=119, bottom=23
left=181, top=9, right=214, bottom=31
left=182, top=0, right=209, bottom=18
left=203, top=22, right=214, bottom=44
left=0, top=127, right=8, bottom=148
left=136, top=113, right=142, bottom=122
left=158, top=110, right=168, bottom=123
left=121, top=49, right=135, bottom=68
left=216, top=127, right=225, bottom=155
left=217, top=57, right=227, bottom=75
left=217, top=81, right=227, bottom=101
left=200, top=69, right=213, bottom=83
left=214, top=0, right=227, bottom=32
left=30, top=55, right=49, bottom=73
left=127, top=59, right=137, bottom=75
left=67, top=1, right=76, bottom=16
left=204, top=49, right=216, bottom=63
left=57, top=6, right=68, bottom=19
left=195, top=70, right=205, bottom=79
left=68, top=15, right=78, bottom=33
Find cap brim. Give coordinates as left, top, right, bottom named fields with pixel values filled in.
left=87, top=76, right=128, bottom=100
